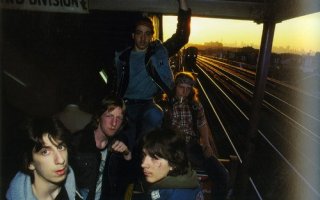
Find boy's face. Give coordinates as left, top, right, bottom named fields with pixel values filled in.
left=132, top=25, right=153, bottom=51
left=99, top=106, right=124, bottom=137
left=175, top=83, right=192, bottom=99
left=28, top=133, right=68, bottom=185
left=141, top=149, right=172, bottom=183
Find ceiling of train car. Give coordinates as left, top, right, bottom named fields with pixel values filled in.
left=90, top=0, right=320, bottom=22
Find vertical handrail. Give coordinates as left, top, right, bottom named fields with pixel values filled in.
left=237, top=20, right=276, bottom=200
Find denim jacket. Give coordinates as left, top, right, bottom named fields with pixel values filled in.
left=113, top=9, right=191, bottom=98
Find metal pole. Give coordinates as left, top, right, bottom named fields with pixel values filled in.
left=237, top=20, right=276, bottom=199
left=158, top=14, right=163, bottom=41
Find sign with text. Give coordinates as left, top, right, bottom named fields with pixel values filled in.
left=0, top=0, right=88, bottom=13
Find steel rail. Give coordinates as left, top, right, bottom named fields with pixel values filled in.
left=197, top=57, right=320, bottom=140
left=196, top=61, right=320, bottom=199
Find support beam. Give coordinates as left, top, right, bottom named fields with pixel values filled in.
left=237, top=20, right=276, bottom=199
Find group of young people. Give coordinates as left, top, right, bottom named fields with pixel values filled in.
left=6, top=0, right=229, bottom=199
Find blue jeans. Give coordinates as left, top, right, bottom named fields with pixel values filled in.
left=123, top=100, right=163, bottom=151
left=121, top=100, right=163, bottom=183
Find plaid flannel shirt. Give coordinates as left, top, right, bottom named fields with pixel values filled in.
left=171, top=100, right=206, bottom=143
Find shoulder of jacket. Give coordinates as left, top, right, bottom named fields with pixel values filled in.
left=6, top=172, right=35, bottom=200
left=152, top=39, right=162, bottom=46
left=117, top=47, right=132, bottom=61
left=150, top=40, right=166, bottom=51
left=116, top=46, right=131, bottom=54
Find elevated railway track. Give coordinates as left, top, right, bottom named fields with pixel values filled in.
left=193, top=55, right=320, bottom=200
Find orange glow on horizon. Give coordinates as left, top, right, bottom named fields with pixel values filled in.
left=163, top=12, right=320, bottom=54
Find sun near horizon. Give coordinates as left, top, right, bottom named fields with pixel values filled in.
left=163, top=12, right=320, bottom=54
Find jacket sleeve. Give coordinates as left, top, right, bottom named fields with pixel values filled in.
left=163, top=8, right=191, bottom=57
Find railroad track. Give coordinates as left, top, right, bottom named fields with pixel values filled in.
left=193, top=55, right=320, bottom=200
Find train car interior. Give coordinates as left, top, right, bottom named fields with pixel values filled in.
left=1, top=0, right=319, bottom=199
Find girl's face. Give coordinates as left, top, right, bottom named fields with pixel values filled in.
left=141, top=149, right=172, bottom=183
left=28, top=133, right=68, bottom=186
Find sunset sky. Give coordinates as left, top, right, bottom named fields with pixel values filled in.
left=163, top=12, right=320, bottom=54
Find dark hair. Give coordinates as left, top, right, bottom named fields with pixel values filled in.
left=21, top=117, right=70, bottom=177
left=90, top=96, right=126, bottom=129
left=133, top=16, right=154, bottom=34
left=142, top=128, right=189, bottom=176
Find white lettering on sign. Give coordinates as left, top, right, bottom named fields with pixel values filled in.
left=0, top=0, right=88, bottom=13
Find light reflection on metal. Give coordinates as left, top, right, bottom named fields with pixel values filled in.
left=99, top=70, right=108, bottom=84
left=4, top=70, right=27, bottom=87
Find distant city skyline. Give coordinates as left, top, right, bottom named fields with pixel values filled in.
left=163, top=12, right=320, bottom=55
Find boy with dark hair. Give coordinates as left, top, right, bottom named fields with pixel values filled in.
left=113, top=0, right=191, bottom=153
left=142, top=128, right=204, bottom=200
left=6, top=117, right=81, bottom=200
